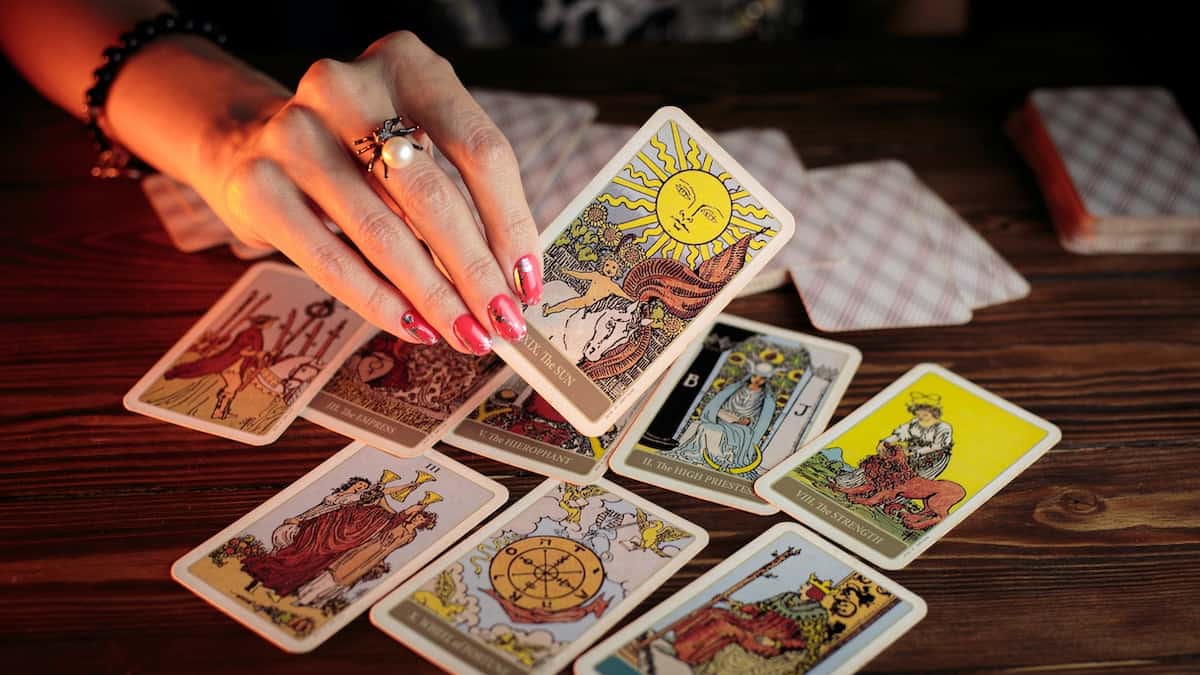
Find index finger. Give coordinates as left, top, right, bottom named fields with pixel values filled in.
left=378, top=36, right=543, bottom=305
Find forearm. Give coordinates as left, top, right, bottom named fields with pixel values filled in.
left=0, top=1, right=290, bottom=184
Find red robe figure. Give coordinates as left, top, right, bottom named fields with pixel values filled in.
left=165, top=315, right=275, bottom=419
left=669, top=590, right=827, bottom=665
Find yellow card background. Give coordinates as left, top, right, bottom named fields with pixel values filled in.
left=814, top=372, right=1050, bottom=499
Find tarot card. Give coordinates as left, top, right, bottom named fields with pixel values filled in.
left=792, top=161, right=973, bottom=332
left=302, top=330, right=508, bottom=457
left=718, top=129, right=847, bottom=270
left=531, top=124, right=638, bottom=229
left=171, top=441, right=508, bottom=653
left=445, top=373, right=651, bottom=483
left=757, top=363, right=1061, bottom=569
left=609, top=314, right=860, bottom=515
left=496, top=107, right=796, bottom=436
left=370, top=478, right=708, bottom=675
left=142, top=173, right=230, bottom=253
left=525, top=97, right=600, bottom=210
left=124, top=262, right=369, bottom=445
left=575, top=522, right=925, bottom=675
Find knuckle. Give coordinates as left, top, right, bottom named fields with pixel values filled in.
left=224, top=157, right=280, bottom=212
left=460, top=253, right=496, bottom=286
left=361, top=283, right=396, bottom=322
left=299, top=58, right=342, bottom=91
left=498, top=207, right=537, bottom=242
left=462, top=121, right=514, bottom=170
left=379, top=30, right=424, bottom=59
left=426, top=53, right=455, bottom=77
left=356, top=209, right=403, bottom=248
left=420, top=282, right=454, bottom=313
left=305, top=241, right=351, bottom=284
left=404, top=167, right=457, bottom=218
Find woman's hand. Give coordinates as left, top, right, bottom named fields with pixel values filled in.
left=194, top=31, right=542, bottom=355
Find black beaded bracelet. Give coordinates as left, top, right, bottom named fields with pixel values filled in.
left=85, top=13, right=228, bottom=179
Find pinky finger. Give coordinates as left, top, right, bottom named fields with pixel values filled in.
left=225, top=159, right=439, bottom=346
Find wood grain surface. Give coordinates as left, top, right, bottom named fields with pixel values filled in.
left=1, top=36, right=1198, bottom=674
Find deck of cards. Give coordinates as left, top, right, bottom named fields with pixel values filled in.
left=127, top=103, right=1064, bottom=672
left=1008, top=86, right=1200, bottom=254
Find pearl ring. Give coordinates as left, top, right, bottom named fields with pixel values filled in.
left=353, top=116, right=425, bottom=179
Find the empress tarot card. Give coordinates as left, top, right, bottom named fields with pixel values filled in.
left=445, top=372, right=651, bottom=484
left=491, top=107, right=795, bottom=436
left=610, top=314, right=860, bottom=514
left=370, top=478, right=708, bottom=675
left=303, top=330, right=508, bottom=457
left=124, top=262, right=369, bottom=445
left=575, top=522, right=925, bottom=675
left=172, top=442, right=507, bottom=652
left=757, top=364, right=1062, bottom=569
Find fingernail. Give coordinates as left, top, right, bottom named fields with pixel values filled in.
left=400, top=310, right=438, bottom=345
left=513, top=255, right=542, bottom=305
left=452, top=314, right=493, bottom=355
left=487, top=294, right=527, bottom=341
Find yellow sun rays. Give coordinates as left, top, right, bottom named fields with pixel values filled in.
left=594, top=120, right=777, bottom=267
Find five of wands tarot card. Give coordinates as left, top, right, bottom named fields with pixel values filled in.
left=609, top=314, right=860, bottom=514
left=445, top=370, right=654, bottom=484
left=172, top=441, right=507, bottom=653
left=124, top=262, right=370, bottom=445
left=756, top=364, right=1062, bottom=569
left=370, top=478, right=708, bottom=675
left=491, top=107, right=796, bottom=436
left=303, top=329, right=508, bottom=457
left=575, top=522, right=925, bottom=675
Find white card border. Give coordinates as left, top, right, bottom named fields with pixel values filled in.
left=123, top=261, right=372, bottom=445
left=369, top=477, right=709, bottom=675
left=574, top=521, right=927, bottom=675
left=170, top=440, right=508, bottom=653
left=609, top=313, right=861, bottom=514
left=756, top=363, right=1062, bottom=569
left=492, top=106, right=798, bottom=437
left=299, top=334, right=512, bottom=458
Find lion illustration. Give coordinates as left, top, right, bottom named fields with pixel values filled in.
left=831, top=443, right=966, bottom=531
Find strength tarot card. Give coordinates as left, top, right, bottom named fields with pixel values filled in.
left=610, top=314, right=860, bottom=514
left=124, top=262, right=369, bottom=445
left=575, top=522, right=925, bottom=675
left=171, top=441, right=507, bottom=652
left=302, top=330, right=508, bottom=457
left=445, top=372, right=652, bottom=483
left=492, top=107, right=796, bottom=436
left=757, top=364, right=1062, bottom=569
left=370, top=478, right=708, bottom=675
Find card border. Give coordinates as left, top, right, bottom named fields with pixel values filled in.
left=755, top=362, right=1062, bottom=569
left=369, top=477, right=710, bottom=675
left=299, top=333, right=512, bottom=458
left=492, top=106, right=798, bottom=437
left=123, top=261, right=372, bottom=445
left=573, top=521, right=926, bottom=675
left=608, top=313, right=861, bottom=515
left=170, top=441, right=508, bottom=653
left=442, top=371, right=655, bottom=484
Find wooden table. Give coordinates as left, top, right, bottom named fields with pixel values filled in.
left=2, top=36, right=1198, bottom=674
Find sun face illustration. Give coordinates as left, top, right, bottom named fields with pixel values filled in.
left=596, top=120, right=778, bottom=267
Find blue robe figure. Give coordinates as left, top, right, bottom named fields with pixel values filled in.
left=670, top=363, right=777, bottom=477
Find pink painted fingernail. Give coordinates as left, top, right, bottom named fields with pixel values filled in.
left=487, top=294, right=527, bottom=341
left=452, top=314, right=493, bottom=355
left=400, top=310, right=438, bottom=345
left=513, top=255, right=542, bottom=305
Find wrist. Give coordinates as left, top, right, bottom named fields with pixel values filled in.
left=105, top=33, right=290, bottom=188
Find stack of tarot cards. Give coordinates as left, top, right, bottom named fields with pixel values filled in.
left=1008, top=86, right=1200, bottom=254
left=126, top=106, right=1062, bottom=673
